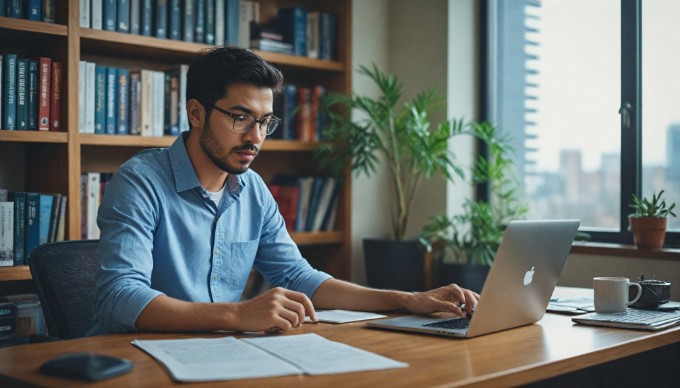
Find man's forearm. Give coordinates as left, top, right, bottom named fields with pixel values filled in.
left=311, top=279, right=415, bottom=312
left=135, top=295, right=235, bottom=332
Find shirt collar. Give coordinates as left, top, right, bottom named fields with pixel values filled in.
left=168, top=132, right=245, bottom=195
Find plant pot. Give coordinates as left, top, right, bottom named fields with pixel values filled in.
left=628, top=216, right=667, bottom=249
left=435, top=262, right=490, bottom=294
left=363, top=239, right=425, bottom=292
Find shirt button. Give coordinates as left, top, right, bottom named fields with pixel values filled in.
left=213, top=274, right=219, bottom=280
left=215, top=250, right=220, bottom=256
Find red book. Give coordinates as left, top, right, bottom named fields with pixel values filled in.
left=49, top=61, right=62, bottom=131
left=269, top=184, right=300, bottom=231
left=38, top=57, right=51, bottom=131
left=295, top=87, right=313, bottom=141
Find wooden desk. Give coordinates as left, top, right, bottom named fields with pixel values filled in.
left=0, top=312, right=678, bottom=387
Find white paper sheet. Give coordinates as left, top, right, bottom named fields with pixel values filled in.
left=132, top=333, right=407, bottom=382
left=308, top=309, right=387, bottom=323
left=243, top=333, right=408, bottom=375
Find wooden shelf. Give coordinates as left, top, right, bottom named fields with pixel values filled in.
left=0, top=266, right=31, bottom=282
left=291, top=231, right=344, bottom=246
left=80, top=134, right=176, bottom=147
left=0, top=16, right=67, bottom=36
left=0, top=131, right=67, bottom=143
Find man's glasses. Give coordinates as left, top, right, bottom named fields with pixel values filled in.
left=209, top=104, right=280, bottom=136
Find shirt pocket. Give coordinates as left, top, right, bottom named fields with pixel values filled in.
left=228, top=239, right=259, bottom=290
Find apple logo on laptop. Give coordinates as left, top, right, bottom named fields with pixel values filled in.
left=523, top=266, right=535, bottom=285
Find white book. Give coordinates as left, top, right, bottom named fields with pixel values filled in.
left=295, top=177, right=314, bottom=232
left=0, top=202, right=14, bottom=267
left=178, top=64, right=189, bottom=133
left=85, top=62, right=96, bottom=134
left=215, top=0, right=225, bottom=45
left=80, top=0, right=91, bottom=28
left=78, top=61, right=86, bottom=133
left=140, top=69, right=153, bottom=137
left=86, top=172, right=101, bottom=240
left=152, top=71, right=165, bottom=137
left=92, top=0, right=103, bottom=30
left=307, top=12, right=320, bottom=59
left=56, top=195, right=67, bottom=242
left=238, top=0, right=253, bottom=48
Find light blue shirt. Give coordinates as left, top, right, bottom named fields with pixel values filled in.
left=88, top=133, right=332, bottom=335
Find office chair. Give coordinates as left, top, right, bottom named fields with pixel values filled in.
left=28, top=240, right=100, bottom=340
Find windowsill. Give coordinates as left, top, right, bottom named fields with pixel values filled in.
left=571, top=242, right=680, bottom=261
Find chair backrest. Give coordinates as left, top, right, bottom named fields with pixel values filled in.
left=28, top=240, right=99, bottom=339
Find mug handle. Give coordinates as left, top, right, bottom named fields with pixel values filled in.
left=627, top=283, right=642, bottom=306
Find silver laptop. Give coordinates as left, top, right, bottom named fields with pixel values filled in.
left=572, top=309, right=680, bottom=331
left=365, top=219, right=580, bottom=338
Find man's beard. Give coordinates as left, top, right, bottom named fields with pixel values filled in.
left=199, top=122, right=259, bottom=175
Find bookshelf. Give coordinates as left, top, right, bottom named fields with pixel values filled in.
left=0, top=0, right=353, bottom=285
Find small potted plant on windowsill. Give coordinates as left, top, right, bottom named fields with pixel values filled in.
left=628, top=190, right=677, bottom=249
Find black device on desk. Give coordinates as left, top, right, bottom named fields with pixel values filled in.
left=40, top=353, right=134, bottom=381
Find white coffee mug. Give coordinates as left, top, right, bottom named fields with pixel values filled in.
left=593, top=277, right=642, bottom=313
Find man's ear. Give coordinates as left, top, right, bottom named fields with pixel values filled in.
left=187, top=99, right=205, bottom=130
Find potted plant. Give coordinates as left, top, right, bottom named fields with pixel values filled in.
left=315, top=64, right=466, bottom=291
left=628, top=190, right=676, bottom=249
left=419, top=122, right=527, bottom=292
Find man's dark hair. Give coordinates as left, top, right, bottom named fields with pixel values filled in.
left=186, top=45, right=284, bottom=111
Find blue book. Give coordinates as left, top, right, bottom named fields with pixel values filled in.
left=140, top=0, right=152, bottom=36
left=8, top=192, right=26, bottom=265
left=282, top=84, right=297, bottom=140
left=26, top=60, right=38, bottom=130
left=116, top=68, right=129, bottom=134
left=2, top=54, right=17, bottom=130
left=103, top=0, right=117, bottom=31
left=117, top=0, right=130, bottom=32
left=27, top=0, right=41, bottom=21
left=15, top=59, right=27, bottom=130
left=24, top=193, right=40, bottom=258
left=194, top=0, right=205, bottom=43
left=154, top=0, right=167, bottom=38
left=183, top=0, right=195, bottom=42
left=105, top=67, right=117, bottom=134
left=129, top=0, right=140, bottom=34
left=37, top=194, right=53, bottom=246
left=205, top=0, right=215, bottom=45
left=224, top=0, right=239, bottom=45
left=168, top=0, right=181, bottom=40
left=319, top=12, right=338, bottom=60
left=94, top=65, right=106, bottom=134
left=294, top=177, right=314, bottom=232
left=0, top=0, right=5, bottom=17
left=305, top=177, right=325, bottom=231
left=278, top=7, right=308, bottom=56
left=7, top=0, right=23, bottom=18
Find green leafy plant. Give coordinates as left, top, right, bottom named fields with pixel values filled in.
left=419, top=123, right=527, bottom=266
left=315, top=64, right=466, bottom=241
left=629, top=190, right=677, bottom=218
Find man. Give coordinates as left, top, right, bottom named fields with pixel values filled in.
left=88, top=46, right=478, bottom=335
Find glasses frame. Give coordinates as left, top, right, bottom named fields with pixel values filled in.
left=208, top=104, right=280, bottom=136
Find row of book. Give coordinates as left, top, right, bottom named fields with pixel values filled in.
left=80, top=172, right=113, bottom=240
left=78, top=61, right=188, bottom=136
left=0, top=294, right=47, bottom=346
left=0, top=54, right=63, bottom=131
left=0, top=0, right=56, bottom=22
left=271, top=84, right=328, bottom=142
left=268, top=175, right=340, bottom=233
left=272, top=6, right=337, bottom=60
left=0, top=189, right=67, bottom=267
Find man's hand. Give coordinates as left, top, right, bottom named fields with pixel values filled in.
left=233, top=287, right=317, bottom=332
left=402, top=284, right=480, bottom=318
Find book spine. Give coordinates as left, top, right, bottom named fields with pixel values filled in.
left=37, top=57, right=51, bottom=131
left=163, top=72, right=170, bottom=135
left=80, top=174, right=87, bottom=239
left=237, top=0, right=252, bottom=48
left=117, top=0, right=130, bottom=32
left=103, top=0, right=117, bottom=31
left=224, top=0, right=239, bottom=45
left=9, top=192, right=26, bottom=265
left=80, top=0, right=91, bottom=27
left=87, top=173, right=101, bottom=239
left=24, top=193, right=40, bottom=258
left=306, top=12, right=319, bottom=59
left=194, top=0, right=205, bottom=43
left=168, top=73, right=179, bottom=136
left=295, top=87, right=312, bottom=141
left=305, top=177, right=325, bottom=231
left=78, top=61, right=86, bottom=132
left=42, top=0, right=55, bottom=22
left=27, top=60, right=38, bottom=130
left=116, top=68, right=129, bottom=135
left=140, top=69, right=153, bottom=136
left=0, top=0, right=6, bottom=17
left=155, top=0, right=167, bottom=39
left=37, top=194, right=54, bottom=245
left=214, top=0, right=224, bottom=45
left=105, top=66, right=117, bottom=134
left=0, top=201, right=13, bottom=267
left=128, top=71, right=141, bottom=135
left=15, top=59, right=27, bottom=130
left=48, top=194, right=60, bottom=243
left=129, top=0, right=140, bottom=34
left=168, top=0, right=181, bottom=40
left=94, top=65, right=106, bottom=134
left=55, top=195, right=67, bottom=241
left=27, top=0, right=41, bottom=21
left=7, top=0, right=23, bottom=18
left=49, top=61, right=62, bottom=131
left=205, top=0, right=215, bottom=45
left=92, top=0, right=103, bottom=29
left=278, top=7, right=307, bottom=56
left=85, top=62, right=96, bottom=133
left=2, top=54, right=17, bottom=130
left=178, top=64, right=188, bottom=133
left=283, top=84, right=297, bottom=140
left=140, top=0, right=152, bottom=36
left=152, top=71, right=164, bottom=137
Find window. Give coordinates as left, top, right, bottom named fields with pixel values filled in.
left=484, top=0, right=679, bottom=247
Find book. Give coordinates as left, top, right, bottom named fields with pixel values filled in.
left=49, top=61, right=62, bottom=131
left=155, top=0, right=167, bottom=38
left=117, top=0, right=130, bottom=32
left=128, top=70, right=141, bottom=135
left=55, top=195, right=67, bottom=242
left=129, top=0, right=140, bottom=34
left=27, top=60, right=38, bottom=130
left=224, top=0, right=239, bottom=45
left=27, top=0, right=41, bottom=21
left=78, top=61, right=86, bottom=132
left=310, top=85, right=327, bottom=140
left=281, top=84, right=297, bottom=140
left=2, top=54, right=17, bottom=130
left=319, top=12, right=338, bottom=60
left=166, top=72, right=179, bottom=136
left=152, top=70, right=165, bottom=137
left=8, top=192, right=26, bottom=265
left=15, top=59, right=27, bottom=130
left=105, top=66, right=117, bottom=134
left=80, top=174, right=87, bottom=239
left=85, top=61, right=96, bottom=133
left=214, top=0, right=224, bottom=45
left=0, top=201, right=13, bottom=267
left=194, top=0, right=205, bottom=43
left=37, top=57, right=51, bottom=131
left=43, top=0, right=55, bottom=22
left=182, top=0, right=195, bottom=42
left=37, top=193, right=54, bottom=246
left=7, top=0, right=23, bottom=18
left=294, top=177, right=314, bottom=232
left=321, top=182, right=341, bottom=231
left=103, top=0, right=117, bottom=31
left=86, top=172, right=101, bottom=239
left=139, top=69, right=153, bottom=136
left=24, top=193, right=40, bottom=258
left=140, top=0, right=152, bottom=36
left=237, top=0, right=253, bottom=48
left=168, top=0, right=181, bottom=40
left=92, top=0, right=103, bottom=29
left=249, top=39, right=293, bottom=54
left=47, top=194, right=61, bottom=243
left=295, top=87, right=313, bottom=141
left=311, top=177, right=339, bottom=232
left=304, top=177, right=325, bottom=231
left=306, top=12, right=320, bottom=59
left=94, top=64, right=106, bottom=134
left=116, top=67, right=129, bottom=135
left=269, top=175, right=301, bottom=231
left=80, top=0, right=91, bottom=27
left=278, top=7, right=307, bottom=56
left=205, top=0, right=215, bottom=45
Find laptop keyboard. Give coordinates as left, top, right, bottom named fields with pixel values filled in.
left=423, top=317, right=471, bottom=330
left=592, top=309, right=679, bottom=324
